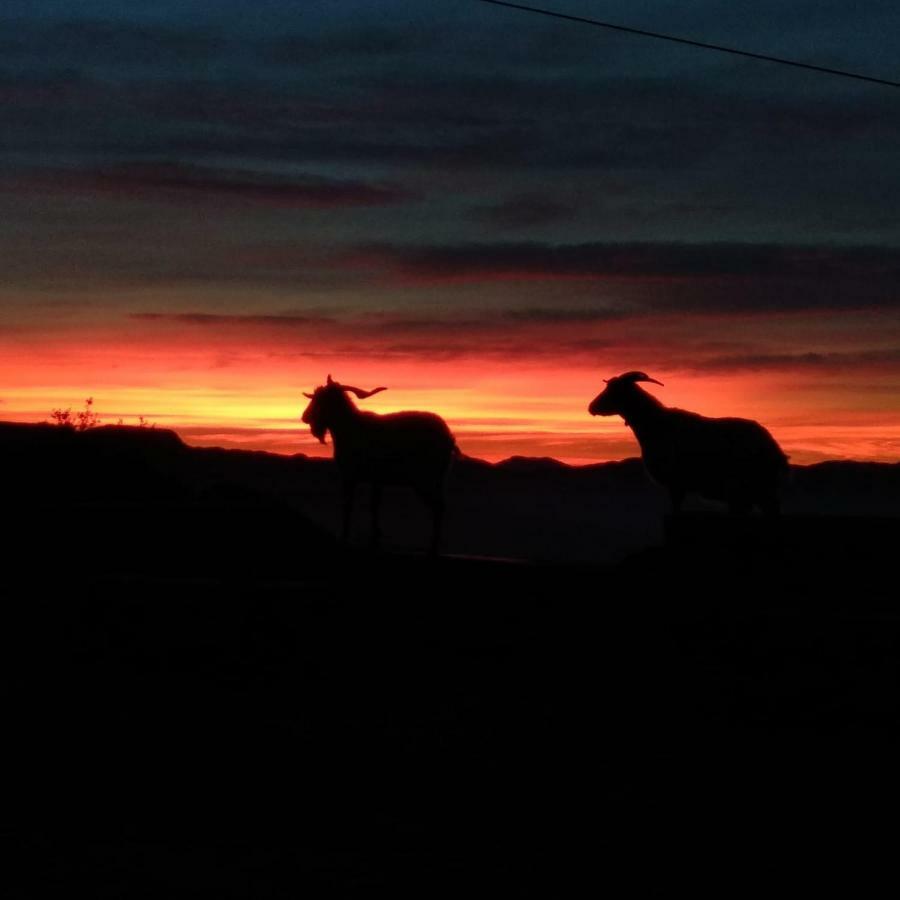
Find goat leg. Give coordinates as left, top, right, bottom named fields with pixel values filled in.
left=342, top=480, right=356, bottom=544
left=370, top=483, right=382, bottom=549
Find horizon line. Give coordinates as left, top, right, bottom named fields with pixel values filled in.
left=2, top=417, right=897, bottom=470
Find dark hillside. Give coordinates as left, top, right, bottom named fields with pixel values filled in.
left=3, top=422, right=900, bottom=893
left=6, top=422, right=897, bottom=567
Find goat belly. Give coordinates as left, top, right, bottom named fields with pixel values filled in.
left=355, top=454, right=429, bottom=484
left=642, top=445, right=768, bottom=501
left=341, top=442, right=452, bottom=487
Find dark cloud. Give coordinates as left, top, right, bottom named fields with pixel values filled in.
left=3, top=13, right=898, bottom=229
left=23, top=163, right=414, bottom=208
left=130, top=312, right=333, bottom=327
left=146, top=130, right=532, bottom=171
left=501, top=308, right=626, bottom=323
left=690, top=348, right=900, bottom=374
left=352, top=240, right=900, bottom=308
left=0, top=18, right=224, bottom=66
left=356, top=240, right=794, bottom=278
left=263, top=25, right=441, bottom=65
left=125, top=306, right=629, bottom=363
left=470, top=194, right=576, bottom=229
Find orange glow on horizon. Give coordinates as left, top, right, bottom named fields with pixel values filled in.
left=3, top=324, right=900, bottom=466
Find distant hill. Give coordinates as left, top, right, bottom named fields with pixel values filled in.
left=2, top=421, right=899, bottom=568
left=1, top=422, right=337, bottom=579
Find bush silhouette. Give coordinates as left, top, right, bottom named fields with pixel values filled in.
left=51, top=399, right=155, bottom=430
left=51, top=397, right=100, bottom=431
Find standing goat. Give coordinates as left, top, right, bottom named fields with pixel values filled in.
left=588, top=371, right=789, bottom=515
left=301, top=375, right=457, bottom=552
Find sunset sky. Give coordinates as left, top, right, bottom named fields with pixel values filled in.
left=3, top=0, right=899, bottom=463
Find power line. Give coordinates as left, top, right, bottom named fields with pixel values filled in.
left=476, top=0, right=900, bottom=89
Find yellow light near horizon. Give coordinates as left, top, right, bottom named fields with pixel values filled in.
left=3, top=326, right=900, bottom=465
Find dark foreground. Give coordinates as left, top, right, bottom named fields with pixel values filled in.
left=6, top=520, right=900, bottom=895
left=3, top=424, right=900, bottom=893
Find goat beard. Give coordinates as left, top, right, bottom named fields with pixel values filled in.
left=310, top=424, right=327, bottom=444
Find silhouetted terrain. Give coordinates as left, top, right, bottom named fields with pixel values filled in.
left=5, top=421, right=898, bottom=567
left=4, top=422, right=900, bottom=893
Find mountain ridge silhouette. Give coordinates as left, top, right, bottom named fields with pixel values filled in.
left=4, top=421, right=899, bottom=569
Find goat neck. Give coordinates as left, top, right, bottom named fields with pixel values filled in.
left=323, top=391, right=365, bottom=447
left=619, top=386, right=667, bottom=442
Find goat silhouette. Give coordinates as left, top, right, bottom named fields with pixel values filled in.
left=302, top=375, right=458, bottom=552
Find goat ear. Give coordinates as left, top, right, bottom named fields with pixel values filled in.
left=303, top=392, right=314, bottom=399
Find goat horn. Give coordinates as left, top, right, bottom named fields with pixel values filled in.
left=326, top=374, right=334, bottom=385
left=620, top=371, right=664, bottom=387
left=341, top=385, right=388, bottom=399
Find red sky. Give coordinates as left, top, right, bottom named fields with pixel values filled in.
left=2, top=3, right=899, bottom=465
left=4, top=299, right=900, bottom=464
